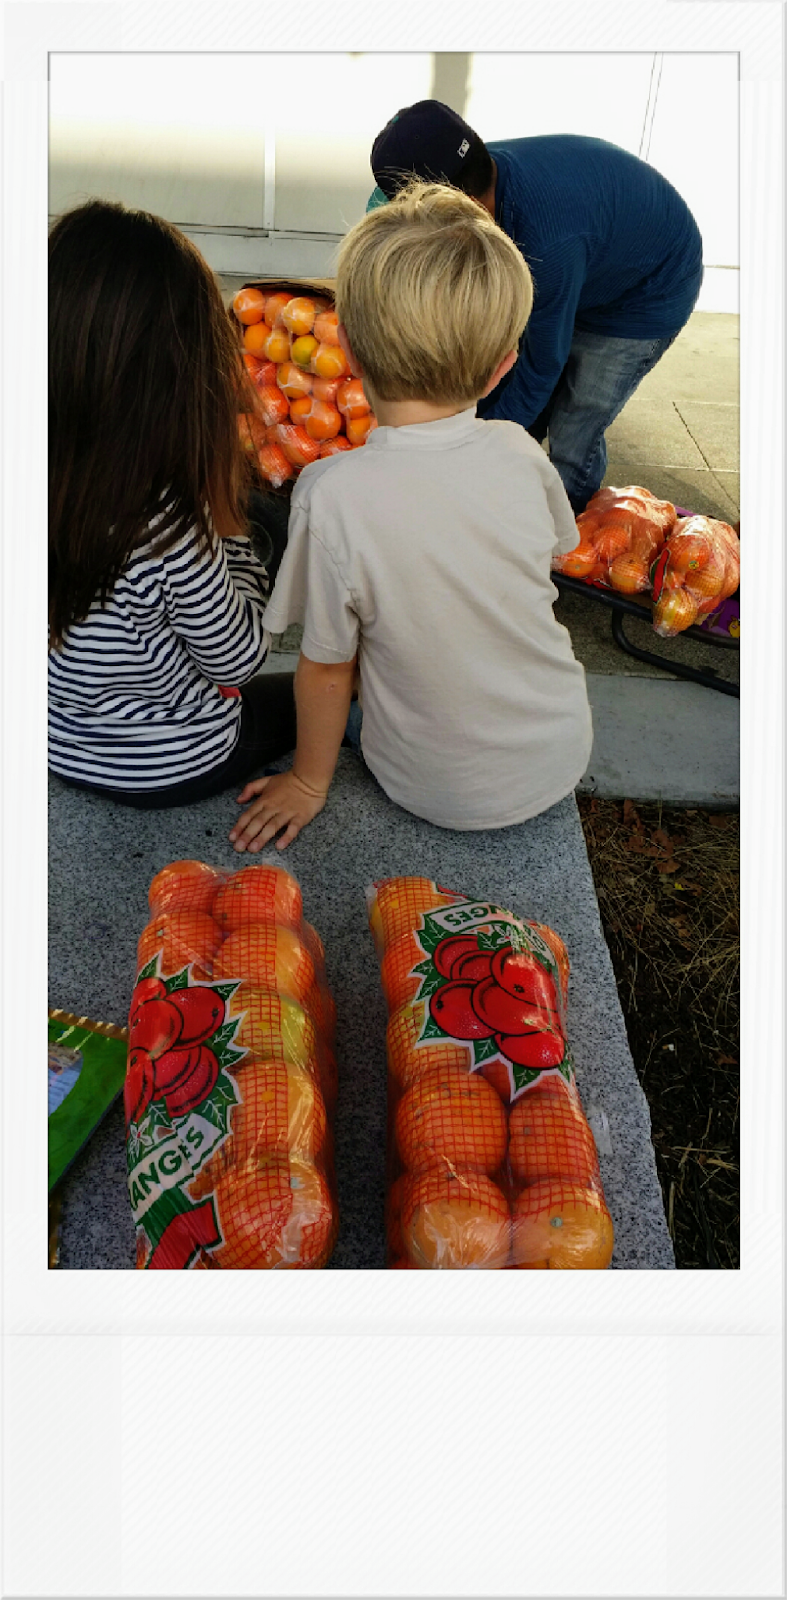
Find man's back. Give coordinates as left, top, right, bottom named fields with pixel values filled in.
left=489, top=134, right=703, bottom=337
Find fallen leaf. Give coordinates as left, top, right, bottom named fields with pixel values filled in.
left=653, top=828, right=674, bottom=854
left=626, top=836, right=659, bottom=856
left=656, top=858, right=681, bottom=874
left=623, top=798, right=642, bottom=829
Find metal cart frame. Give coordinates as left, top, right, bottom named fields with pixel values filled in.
left=553, top=573, right=739, bottom=699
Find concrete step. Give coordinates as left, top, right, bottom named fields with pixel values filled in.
left=579, top=673, right=739, bottom=809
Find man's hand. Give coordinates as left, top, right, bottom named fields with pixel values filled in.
left=229, top=769, right=326, bottom=853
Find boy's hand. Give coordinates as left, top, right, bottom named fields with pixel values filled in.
left=229, top=770, right=327, bottom=853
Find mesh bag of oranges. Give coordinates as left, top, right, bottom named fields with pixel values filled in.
left=232, top=281, right=376, bottom=489
left=651, top=515, right=740, bottom=637
left=368, top=876, right=614, bottom=1270
left=552, top=484, right=678, bottom=595
left=125, top=860, right=338, bottom=1270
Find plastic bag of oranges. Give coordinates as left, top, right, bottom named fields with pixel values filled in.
left=125, top=860, right=338, bottom=1270
left=552, top=485, right=677, bottom=594
left=651, top=515, right=740, bottom=637
left=232, top=282, right=376, bottom=488
left=368, top=876, right=614, bottom=1270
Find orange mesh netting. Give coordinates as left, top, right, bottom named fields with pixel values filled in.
left=367, top=876, right=614, bottom=1270
left=213, top=922, right=316, bottom=1004
left=125, top=862, right=337, bottom=1269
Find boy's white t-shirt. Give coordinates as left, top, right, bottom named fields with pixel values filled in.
left=262, top=407, right=593, bottom=830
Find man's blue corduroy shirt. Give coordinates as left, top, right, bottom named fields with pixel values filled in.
left=367, top=134, right=703, bottom=428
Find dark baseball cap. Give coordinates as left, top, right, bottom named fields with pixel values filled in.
left=371, top=100, right=477, bottom=198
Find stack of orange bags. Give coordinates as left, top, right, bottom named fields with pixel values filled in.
left=552, top=485, right=740, bottom=637
left=368, top=876, right=615, bottom=1269
left=126, top=860, right=338, bottom=1270
left=232, top=286, right=376, bottom=488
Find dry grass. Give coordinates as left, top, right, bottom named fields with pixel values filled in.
left=578, top=796, right=739, bottom=1269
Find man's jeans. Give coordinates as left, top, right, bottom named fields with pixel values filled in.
left=529, top=329, right=681, bottom=512
left=343, top=699, right=363, bottom=753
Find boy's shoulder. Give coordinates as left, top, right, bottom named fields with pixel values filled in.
left=291, top=416, right=552, bottom=514
left=478, top=417, right=554, bottom=473
left=290, top=440, right=388, bottom=525
left=292, top=445, right=371, bottom=498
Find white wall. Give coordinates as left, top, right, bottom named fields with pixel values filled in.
left=646, top=54, right=739, bottom=313
left=49, top=51, right=738, bottom=310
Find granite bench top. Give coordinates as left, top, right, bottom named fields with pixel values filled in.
left=48, top=753, right=674, bottom=1270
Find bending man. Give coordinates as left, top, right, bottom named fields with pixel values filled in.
left=369, top=100, right=703, bottom=512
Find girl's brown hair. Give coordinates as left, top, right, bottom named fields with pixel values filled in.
left=49, top=200, right=247, bottom=645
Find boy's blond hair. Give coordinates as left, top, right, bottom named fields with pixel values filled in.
left=334, top=180, right=533, bottom=405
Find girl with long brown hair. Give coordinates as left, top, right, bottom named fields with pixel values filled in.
left=49, top=199, right=295, bottom=806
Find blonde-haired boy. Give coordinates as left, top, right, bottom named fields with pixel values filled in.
left=229, top=181, right=592, bottom=852
left=333, top=179, right=533, bottom=403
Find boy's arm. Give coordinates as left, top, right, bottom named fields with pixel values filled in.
left=229, top=652, right=356, bottom=853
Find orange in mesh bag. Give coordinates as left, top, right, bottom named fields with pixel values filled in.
left=651, top=516, right=740, bottom=637
left=553, top=484, right=677, bottom=593
left=125, top=862, right=338, bottom=1269
left=231, top=285, right=376, bottom=487
left=367, top=876, right=614, bottom=1269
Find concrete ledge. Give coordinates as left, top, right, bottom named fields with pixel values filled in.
left=49, top=757, right=674, bottom=1270
left=580, top=674, right=739, bottom=808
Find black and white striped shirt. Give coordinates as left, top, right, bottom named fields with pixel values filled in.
left=48, top=527, right=270, bottom=791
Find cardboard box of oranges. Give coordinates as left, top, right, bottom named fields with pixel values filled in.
left=231, top=279, right=376, bottom=490
left=125, top=859, right=339, bottom=1269
left=368, top=876, right=615, bottom=1269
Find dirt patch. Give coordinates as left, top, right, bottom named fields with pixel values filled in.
left=577, top=795, right=739, bottom=1269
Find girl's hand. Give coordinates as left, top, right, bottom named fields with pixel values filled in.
left=229, top=769, right=327, bottom=853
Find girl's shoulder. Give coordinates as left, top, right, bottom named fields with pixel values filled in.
left=126, top=520, right=210, bottom=576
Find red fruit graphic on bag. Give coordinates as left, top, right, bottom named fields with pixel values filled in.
left=166, top=986, right=224, bottom=1047
left=124, top=1047, right=155, bottom=1125
left=128, top=997, right=183, bottom=1058
left=148, top=1200, right=221, bottom=1270
left=471, top=976, right=548, bottom=1036
left=429, top=981, right=496, bottom=1040
left=132, top=977, right=167, bottom=1008
left=432, top=935, right=479, bottom=979
left=494, top=1030, right=565, bottom=1069
left=162, top=1045, right=220, bottom=1117
left=452, top=949, right=494, bottom=984
left=491, top=947, right=559, bottom=1014
left=151, top=1043, right=204, bottom=1095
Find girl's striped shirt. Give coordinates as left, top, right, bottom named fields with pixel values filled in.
left=48, top=528, right=270, bottom=791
